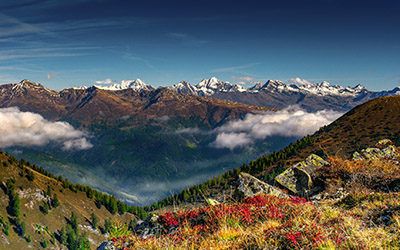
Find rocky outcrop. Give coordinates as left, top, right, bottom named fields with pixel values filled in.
left=238, top=172, right=288, bottom=198
left=133, top=214, right=170, bottom=239
left=97, top=241, right=116, bottom=250
left=352, top=139, right=399, bottom=162
left=275, top=154, right=330, bottom=196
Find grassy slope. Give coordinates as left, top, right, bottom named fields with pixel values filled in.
left=0, top=152, right=135, bottom=249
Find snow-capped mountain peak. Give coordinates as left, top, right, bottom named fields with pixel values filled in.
left=196, top=77, right=246, bottom=95
left=299, top=81, right=366, bottom=97
left=246, top=79, right=368, bottom=97
left=94, top=79, right=153, bottom=91
left=170, top=81, right=198, bottom=95
left=12, top=79, right=55, bottom=94
left=254, top=80, right=300, bottom=93
left=197, top=77, right=224, bottom=88
left=70, top=76, right=371, bottom=98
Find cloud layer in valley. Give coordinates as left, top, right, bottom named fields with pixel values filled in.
left=0, top=107, right=92, bottom=150
left=213, top=107, right=342, bottom=149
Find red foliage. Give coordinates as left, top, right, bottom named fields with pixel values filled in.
left=268, top=205, right=284, bottom=219
left=244, top=195, right=269, bottom=206
left=112, top=194, right=350, bottom=249
left=290, top=196, right=308, bottom=204
left=159, top=212, right=179, bottom=227
left=285, top=231, right=302, bottom=245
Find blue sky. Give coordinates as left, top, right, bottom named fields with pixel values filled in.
left=0, top=0, right=399, bottom=90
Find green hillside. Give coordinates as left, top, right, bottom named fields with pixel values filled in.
left=0, top=152, right=146, bottom=249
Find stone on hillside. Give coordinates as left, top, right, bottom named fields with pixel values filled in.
left=352, top=140, right=399, bottom=161
left=352, top=151, right=363, bottom=160
left=97, top=241, right=116, bottom=250
left=133, top=214, right=166, bottom=239
left=312, top=187, right=349, bottom=203
left=238, top=172, right=288, bottom=198
left=206, top=198, right=220, bottom=206
left=382, top=145, right=398, bottom=159
left=376, top=139, right=394, bottom=149
left=275, top=154, right=329, bottom=196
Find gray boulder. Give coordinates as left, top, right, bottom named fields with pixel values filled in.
left=275, top=154, right=329, bottom=196
left=238, top=172, right=288, bottom=198
left=352, top=139, right=399, bottom=161
left=97, top=241, right=116, bottom=250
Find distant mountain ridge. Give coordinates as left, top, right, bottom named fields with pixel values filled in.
left=0, top=79, right=267, bottom=126
left=66, top=77, right=400, bottom=111
left=69, top=76, right=399, bottom=97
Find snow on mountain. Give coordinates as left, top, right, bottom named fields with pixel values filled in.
left=169, top=81, right=198, bottom=95
left=252, top=80, right=301, bottom=93
left=11, top=79, right=57, bottom=95
left=65, top=77, right=394, bottom=99
left=295, top=81, right=367, bottom=97
left=249, top=79, right=368, bottom=97
left=168, top=77, right=245, bottom=96
left=195, top=77, right=246, bottom=96
left=94, top=79, right=153, bottom=91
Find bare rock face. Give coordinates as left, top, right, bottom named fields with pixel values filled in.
left=238, top=172, right=288, bottom=198
left=352, top=139, right=399, bottom=162
left=274, top=154, right=330, bottom=196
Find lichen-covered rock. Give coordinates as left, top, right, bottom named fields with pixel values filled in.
left=352, top=151, right=363, bottom=160
left=311, top=187, right=349, bottom=203
left=376, top=139, right=394, bottom=149
left=352, top=139, right=399, bottom=161
left=275, top=154, right=329, bottom=196
left=206, top=198, right=220, bottom=206
left=382, top=145, right=398, bottom=159
left=238, top=172, right=288, bottom=198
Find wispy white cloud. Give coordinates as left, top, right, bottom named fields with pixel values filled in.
left=47, top=72, right=56, bottom=80
left=233, top=75, right=259, bottom=85
left=288, top=77, right=314, bottom=86
left=122, top=53, right=155, bottom=69
left=212, top=106, right=342, bottom=149
left=0, top=107, right=93, bottom=150
left=94, top=78, right=116, bottom=85
left=0, top=47, right=97, bottom=62
left=175, top=127, right=202, bottom=134
left=211, top=62, right=260, bottom=73
left=0, top=13, right=45, bottom=38
left=0, top=0, right=108, bottom=12
left=167, top=32, right=208, bottom=47
left=213, top=132, right=252, bottom=150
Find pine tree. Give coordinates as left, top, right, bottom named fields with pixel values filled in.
left=90, top=213, right=98, bottom=229
left=52, top=194, right=60, bottom=208
left=69, top=212, right=78, bottom=233
left=8, top=192, right=21, bottom=217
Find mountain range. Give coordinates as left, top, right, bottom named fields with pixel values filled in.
left=76, top=77, right=400, bottom=111
left=0, top=79, right=399, bottom=206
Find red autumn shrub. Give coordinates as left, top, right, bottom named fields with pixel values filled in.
left=159, top=212, right=179, bottom=227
